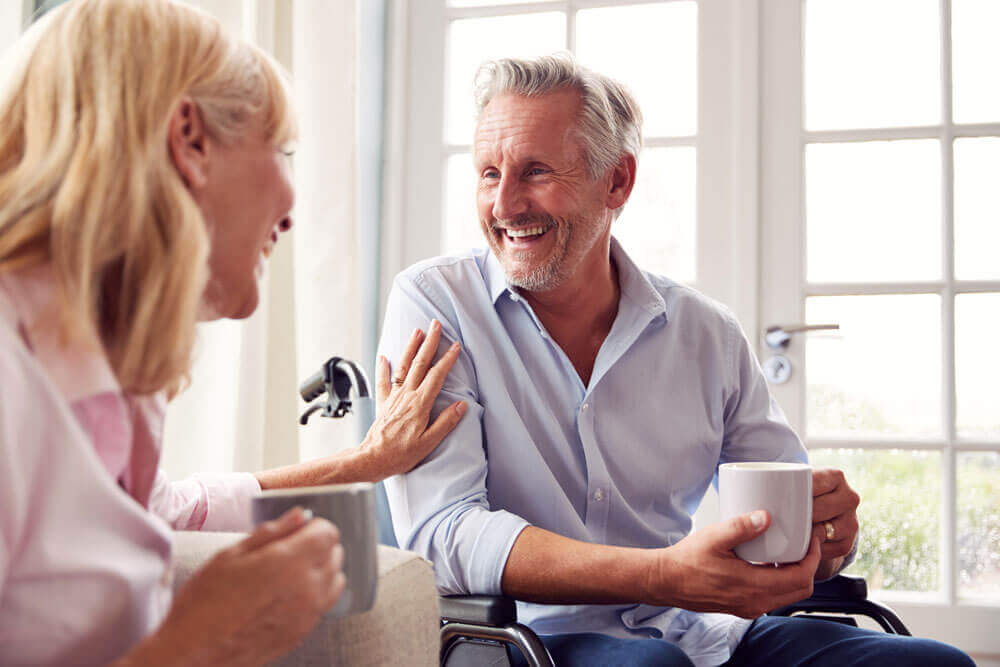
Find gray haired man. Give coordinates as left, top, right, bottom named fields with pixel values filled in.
left=377, top=54, right=973, bottom=667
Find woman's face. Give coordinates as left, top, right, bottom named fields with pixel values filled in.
left=196, top=131, right=295, bottom=320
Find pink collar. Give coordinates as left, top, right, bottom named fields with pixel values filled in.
left=0, top=265, right=165, bottom=508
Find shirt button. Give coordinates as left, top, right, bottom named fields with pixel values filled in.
left=509, top=292, right=519, bottom=302
left=581, top=403, right=589, bottom=411
left=593, top=488, right=605, bottom=502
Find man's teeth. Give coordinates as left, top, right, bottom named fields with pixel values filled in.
left=506, top=226, right=547, bottom=239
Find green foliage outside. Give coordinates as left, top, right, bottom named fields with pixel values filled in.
left=810, top=449, right=941, bottom=592
left=808, top=385, right=1000, bottom=595
left=956, top=453, right=1000, bottom=596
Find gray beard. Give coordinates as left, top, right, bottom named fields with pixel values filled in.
left=493, top=211, right=605, bottom=293
left=505, top=239, right=573, bottom=291
left=488, top=214, right=571, bottom=292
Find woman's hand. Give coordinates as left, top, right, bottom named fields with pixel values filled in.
left=361, top=319, right=467, bottom=479
left=117, top=508, right=344, bottom=667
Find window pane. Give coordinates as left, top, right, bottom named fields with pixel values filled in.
left=576, top=2, right=697, bottom=137
left=806, top=295, right=941, bottom=439
left=954, top=138, right=1000, bottom=280
left=446, top=13, right=566, bottom=145
left=806, top=141, right=940, bottom=283
left=809, top=449, right=941, bottom=593
left=956, top=293, right=1000, bottom=440
left=442, top=153, right=485, bottom=255
left=804, top=0, right=940, bottom=130
left=953, top=0, right=1000, bottom=124
left=615, top=147, right=695, bottom=282
left=958, top=451, right=1000, bottom=600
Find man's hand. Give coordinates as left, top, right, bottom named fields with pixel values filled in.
left=362, top=319, right=467, bottom=478
left=811, top=468, right=860, bottom=580
left=646, top=511, right=821, bottom=619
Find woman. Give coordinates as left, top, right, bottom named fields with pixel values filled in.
left=0, top=0, right=463, bottom=664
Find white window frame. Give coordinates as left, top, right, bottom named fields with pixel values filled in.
left=760, top=0, right=1000, bottom=658
left=387, top=0, right=761, bottom=334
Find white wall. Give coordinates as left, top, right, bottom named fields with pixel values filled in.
left=290, top=0, right=363, bottom=462
left=162, top=0, right=363, bottom=477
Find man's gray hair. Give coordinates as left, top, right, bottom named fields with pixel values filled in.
left=474, top=53, right=643, bottom=180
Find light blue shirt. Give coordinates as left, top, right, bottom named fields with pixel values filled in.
left=378, top=238, right=807, bottom=666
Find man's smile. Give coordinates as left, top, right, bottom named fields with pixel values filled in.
left=493, top=223, right=555, bottom=248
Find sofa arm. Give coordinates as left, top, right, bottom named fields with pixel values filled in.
left=171, top=531, right=440, bottom=666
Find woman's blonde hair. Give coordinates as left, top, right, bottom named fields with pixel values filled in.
left=0, top=0, right=297, bottom=395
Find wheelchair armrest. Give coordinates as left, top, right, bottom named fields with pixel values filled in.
left=811, top=574, right=868, bottom=601
left=440, top=595, right=518, bottom=627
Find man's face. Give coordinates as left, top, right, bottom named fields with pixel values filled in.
left=473, top=90, right=612, bottom=292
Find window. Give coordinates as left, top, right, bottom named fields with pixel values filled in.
left=435, top=1, right=700, bottom=285
left=399, top=0, right=999, bottom=655
left=760, top=0, right=999, bottom=653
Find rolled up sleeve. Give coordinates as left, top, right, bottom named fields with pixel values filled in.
left=148, top=468, right=261, bottom=532
left=379, top=273, right=529, bottom=595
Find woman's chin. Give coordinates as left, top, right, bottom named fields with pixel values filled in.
left=198, top=289, right=258, bottom=321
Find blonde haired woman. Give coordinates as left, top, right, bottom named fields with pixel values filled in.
left=0, top=0, right=465, bottom=664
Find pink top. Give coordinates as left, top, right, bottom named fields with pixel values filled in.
left=0, top=267, right=261, bottom=665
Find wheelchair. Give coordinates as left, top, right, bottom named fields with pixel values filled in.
left=299, top=357, right=909, bottom=667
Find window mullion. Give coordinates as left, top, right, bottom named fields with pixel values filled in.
left=566, top=0, right=576, bottom=52
left=940, top=0, right=957, bottom=607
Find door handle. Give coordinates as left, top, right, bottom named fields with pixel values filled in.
left=764, top=324, right=840, bottom=350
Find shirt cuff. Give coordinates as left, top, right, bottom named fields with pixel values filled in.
left=838, top=534, right=859, bottom=572
left=472, top=511, right=531, bottom=595
left=197, top=472, right=262, bottom=532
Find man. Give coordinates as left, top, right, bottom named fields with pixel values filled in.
left=378, top=55, right=972, bottom=666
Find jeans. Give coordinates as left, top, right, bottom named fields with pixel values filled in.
left=509, top=616, right=975, bottom=666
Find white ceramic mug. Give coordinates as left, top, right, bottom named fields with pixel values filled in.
left=251, top=482, right=378, bottom=617
left=718, top=462, right=813, bottom=564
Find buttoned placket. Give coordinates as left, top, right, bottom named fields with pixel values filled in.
left=509, top=291, right=613, bottom=532
left=578, top=396, right=612, bottom=534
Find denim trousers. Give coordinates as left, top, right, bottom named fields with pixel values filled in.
left=509, top=615, right=975, bottom=666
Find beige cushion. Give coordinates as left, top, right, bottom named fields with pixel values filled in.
left=171, top=532, right=440, bottom=666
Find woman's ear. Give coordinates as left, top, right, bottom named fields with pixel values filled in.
left=168, top=97, right=209, bottom=190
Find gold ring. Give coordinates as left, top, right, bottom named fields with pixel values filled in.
left=824, top=520, right=835, bottom=541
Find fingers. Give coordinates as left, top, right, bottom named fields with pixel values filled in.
left=390, top=327, right=425, bottom=391
left=421, top=400, right=469, bottom=449
left=813, top=485, right=860, bottom=523
left=420, top=340, right=461, bottom=399
left=812, top=514, right=858, bottom=559
left=235, top=507, right=310, bottom=554
left=749, top=536, right=821, bottom=611
left=710, top=511, right=770, bottom=552
left=812, top=467, right=846, bottom=497
left=404, top=320, right=442, bottom=390
left=284, top=517, right=341, bottom=565
left=376, top=355, right=391, bottom=403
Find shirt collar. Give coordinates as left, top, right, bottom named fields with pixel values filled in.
left=484, top=236, right=668, bottom=321
left=609, top=236, right=668, bottom=322
left=484, top=250, right=512, bottom=304
left=0, top=265, right=122, bottom=404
